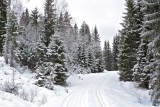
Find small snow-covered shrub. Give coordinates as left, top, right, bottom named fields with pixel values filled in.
left=29, top=88, right=38, bottom=102
left=39, top=95, right=47, bottom=105
left=18, top=88, right=38, bottom=102
left=0, top=81, right=21, bottom=95
left=19, top=89, right=29, bottom=101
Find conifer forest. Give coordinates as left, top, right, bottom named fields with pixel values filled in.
left=0, top=0, right=160, bottom=107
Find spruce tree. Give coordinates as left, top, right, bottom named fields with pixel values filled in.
left=50, top=35, right=68, bottom=86
left=112, top=35, right=120, bottom=70
left=31, top=7, right=40, bottom=42
left=9, top=12, right=19, bottom=67
left=118, top=0, right=140, bottom=81
left=43, top=0, right=56, bottom=47
left=92, top=26, right=103, bottom=73
left=132, top=0, right=150, bottom=88
left=140, top=0, right=160, bottom=105
left=79, top=21, right=91, bottom=43
left=103, top=40, right=112, bottom=71
left=0, top=0, right=7, bottom=55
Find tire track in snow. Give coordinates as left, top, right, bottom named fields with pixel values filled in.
left=61, top=87, right=88, bottom=107
left=96, top=75, right=108, bottom=107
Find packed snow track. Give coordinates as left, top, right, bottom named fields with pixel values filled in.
left=45, top=71, right=152, bottom=107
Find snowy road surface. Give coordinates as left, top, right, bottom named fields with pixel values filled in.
left=0, top=57, right=152, bottom=107
left=45, top=71, right=152, bottom=107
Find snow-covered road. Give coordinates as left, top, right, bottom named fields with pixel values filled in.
left=0, top=57, right=152, bottom=107
left=45, top=71, right=152, bottom=107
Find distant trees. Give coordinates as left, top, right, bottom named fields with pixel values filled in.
left=103, top=40, right=112, bottom=71
left=112, top=35, right=120, bottom=71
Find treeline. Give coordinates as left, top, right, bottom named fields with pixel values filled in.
left=0, top=0, right=104, bottom=89
left=102, top=35, right=120, bottom=71
left=117, top=0, right=160, bottom=106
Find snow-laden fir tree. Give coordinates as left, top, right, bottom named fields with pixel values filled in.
left=19, top=8, right=30, bottom=27
left=16, top=8, right=43, bottom=70
left=140, top=0, right=160, bottom=105
left=91, top=26, right=104, bottom=73
left=31, top=7, right=40, bottom=42
left=9, top=12, right=19, bottom=67
left=103, top=40, right=112, bottom=71
left=43, top=0, right=56, bottom=47
left=0, top=0, right=7, bottom=55
left=118, top=0, right=140, bottom=81
left=132, top=0, right=150, bottom=89
left=36, top=34, right=68, bottom=87
left=79, top=21, right=91, bottom=44
left=112, top=35, right=120, bottom=71
left=50, top=35, right=68, bottom=86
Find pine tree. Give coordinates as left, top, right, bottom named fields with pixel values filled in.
left=0, top=0, right=7, bottom=55
left=9, top=12, right=19, bottom=67
left=103, top=40, right=112, bottom=71
left=50, top=35, right=68, bottom=86
left=31, top=7, right=40, bottom=42
left=63, top=11, right=71, bottom=28
left=79, top=21, right=91, bottom=44
left=88, top=51, right=93, bottom=67
left=132, top=0, right=150, bottom=89
left=112, top=35, right=120, bottom=70
left=43, top=0, right=56, bottom=47
left=92, top=26, right=103, bottom=73
left=77, top=45, right=87, bottom=68
left=73, top=23, right=78, bottom=38
left=140, top=0, right=160, bottom=105
left=20, top=8, right=30, bottom=27
left=118, top=0, right=140, bottom=81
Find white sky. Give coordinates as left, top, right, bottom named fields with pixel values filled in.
left=24, top=0, right=125, bottom=47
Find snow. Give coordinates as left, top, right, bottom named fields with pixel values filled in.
left=0, top=57, right=153, bottom=107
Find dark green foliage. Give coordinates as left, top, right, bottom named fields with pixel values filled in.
left=112, top=35, right=120, bottom=71
left=77, top=45, right=88, bottom=68
left=51, top=36, right=68, bottom=85
left=88, top=52, right=93, bottom=67
left=43, top=0, right=56, bottom=47
left=31, top=7, right=40, bottom=27
left=0, top=0, right=7, bottom=55
left=103, top=40, right=112, bottom=71
left=118, top=0, right=141, bottom=81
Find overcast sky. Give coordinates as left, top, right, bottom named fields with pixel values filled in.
left=25, top=0, right=125, bottom=47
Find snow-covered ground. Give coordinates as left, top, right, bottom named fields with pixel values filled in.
left=0, top=57, right=153, bottom=107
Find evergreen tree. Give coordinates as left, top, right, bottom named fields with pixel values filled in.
left=77, top=45, right=87, bottom=68
left=0, top=0, right=7, bottom=55
left=132, top=0, right=150, bottom=89
left=140, top=0, right=160, bottom=105
left=73, top=23, right=78, bottom=38
left=103, top=40, right=112, bottom=71
left=9, top=12, right=19, bottom=67
left=20, top=8, right=30, bottom=27
left=43, top=0, right=56, bottom=47
left=79, top=21, right=91, bottom=43
left=50, top=35, right=68, bottom=86
left=92, top=26, right=104, bottom=73
left=31, top=7, right=40, bottom=42
left=88, top=51, right=93, bottom=68
left=112, top=35, right=120, bottom=70
left=118, top=0, right=140, bottom=81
